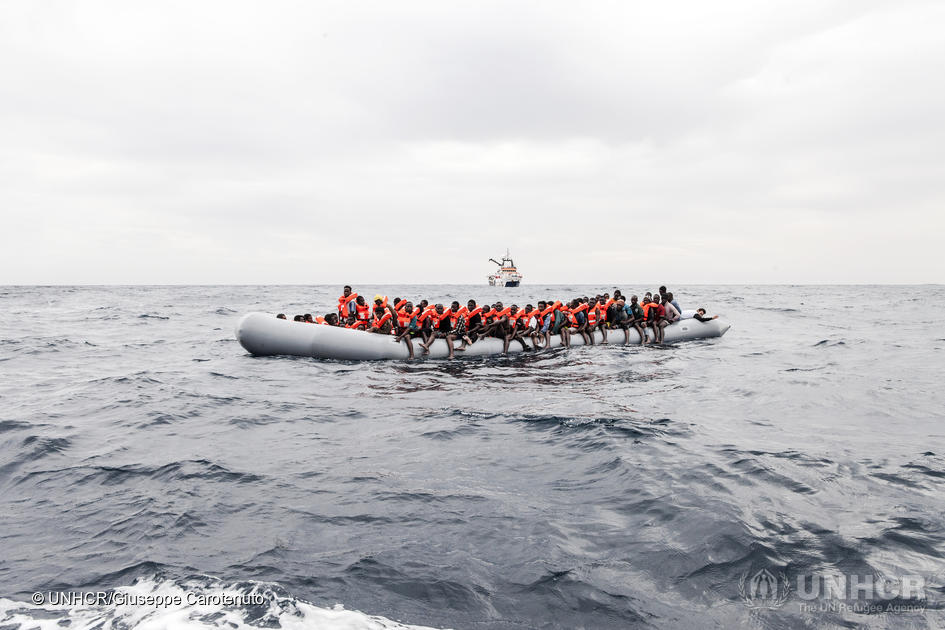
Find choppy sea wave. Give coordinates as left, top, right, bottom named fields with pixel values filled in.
left=1, top=285, right=944, bottom=628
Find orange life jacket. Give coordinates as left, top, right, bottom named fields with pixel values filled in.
left=587, top=306, right=598, bottom=326
left=395, top=299, right=409, bottom=313
left=347, top=320, right=368, bottom=329
left=466, top=306, right=483, bottom=323
left=642, top=302, right=663, bottom=320
left=451, top=306, right=468, bottom=325
left=315, top=316, right=327, bottom=325
left=338, top=292, right=358, bottom=317
left=355, top=303, right=371, bottom=321
left=372, top=311, right=392, bottom=328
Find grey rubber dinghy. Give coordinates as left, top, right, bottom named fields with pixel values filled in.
left=235, top=312, right=731, bottom=360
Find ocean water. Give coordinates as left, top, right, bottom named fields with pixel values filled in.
left=1, top=284, right=944, bottom=629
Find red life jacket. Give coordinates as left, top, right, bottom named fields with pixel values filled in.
left=587, top=306, right=598, bottom=326
left=397, top=310, right=413, bottom=327
left=315, top=316, right=328, bottom=325
left=355, top=303, right=371, bottom=322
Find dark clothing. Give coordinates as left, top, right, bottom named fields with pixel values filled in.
left=694, top=314, right=714, bottom=322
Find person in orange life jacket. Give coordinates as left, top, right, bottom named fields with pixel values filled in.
left=518, top=304, right=537, bottom=341
left=447, top=301, right=474, bottom=352
left=518, top=304, right=538, bottom=337
left=419, top=304, right=454, bottom=356
left=394, top=302, right=420, bottom=359
left=542, top=300, right=567, bottom=348
left=502, top=305, right=530, bottom=354
left=478, top=303, right=495, bottom=335
left=483, top=302, right=511, bottom=338
left=478, top=302, right=498, bottom=337
left=457, top=300, right=485, bottom=350
left=367, top=296, right=397, bottom=334
left=528, top=301, right=548, bottom=349
left=344, top=295, right=371, bottom=329
left=587, top=297, right=607, bottom=345
left=566, top=299, right=591, bottom=345
left=644, top=296, right=667, bottom=343
left=338, top=286, right=358, bottom=321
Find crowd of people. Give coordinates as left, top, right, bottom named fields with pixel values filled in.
left=276, top=285, right=718, bottom=359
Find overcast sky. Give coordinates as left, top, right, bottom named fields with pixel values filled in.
left=1, top=0, right=942, bottom=284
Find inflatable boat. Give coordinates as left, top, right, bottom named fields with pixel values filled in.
left=235, top=312, right=731, bottom=360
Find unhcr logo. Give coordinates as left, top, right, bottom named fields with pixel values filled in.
left=737, top=566, right=930, bottom=612
left=738, top=568, right=791, bottom=609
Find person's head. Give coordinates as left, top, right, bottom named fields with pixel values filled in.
left=356, top=295, right=365, bottom=305
left=614, top=289, right=622, bottom=298
left=326, top=313, right=339, bottom=325
left=343, top=285, right=352, bottom=296
left=467, top=299, right=476, bottom=309
left=374, top=294, right=384, bottom=306
left=276, top=313, right=286, bottom=319
left=451, top=301, right=460, bottom=311
left=631, top=295, right=638, bottom=304
left=419, top=299, right=428, bottom=309
left=667, top=292, right=674, bottom=301
left=537, top=300, right=547, bottom=309
left=304, top=313, right=313, bottom=323
left=617, top=298, right=625, bottom=306
left=510, top=304, right=518, bottom=315
left=374, top=304, right=384, bottom=315
left=697, top=308, right=706, bottom=316
left=293, top=315, right=303, bottom=322
left=525, top=303, right=533, bottom=312
left=603, top=292, right=610, bottom=300
left=589, top=297, right=597, bottom=306
left=435, top=303, right=444, bottom=313
left=393, top=297, right=401, bottom=306
left=659, top=285, right=667, bottom=295
left=495, top=301, right=503, bottom=309
left=404, top=301, right=414, bottom=313
left=644, top=291, right=652, bottom=299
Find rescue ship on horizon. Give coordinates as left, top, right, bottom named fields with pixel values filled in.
left=488, top=250, right=522, bottom=287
